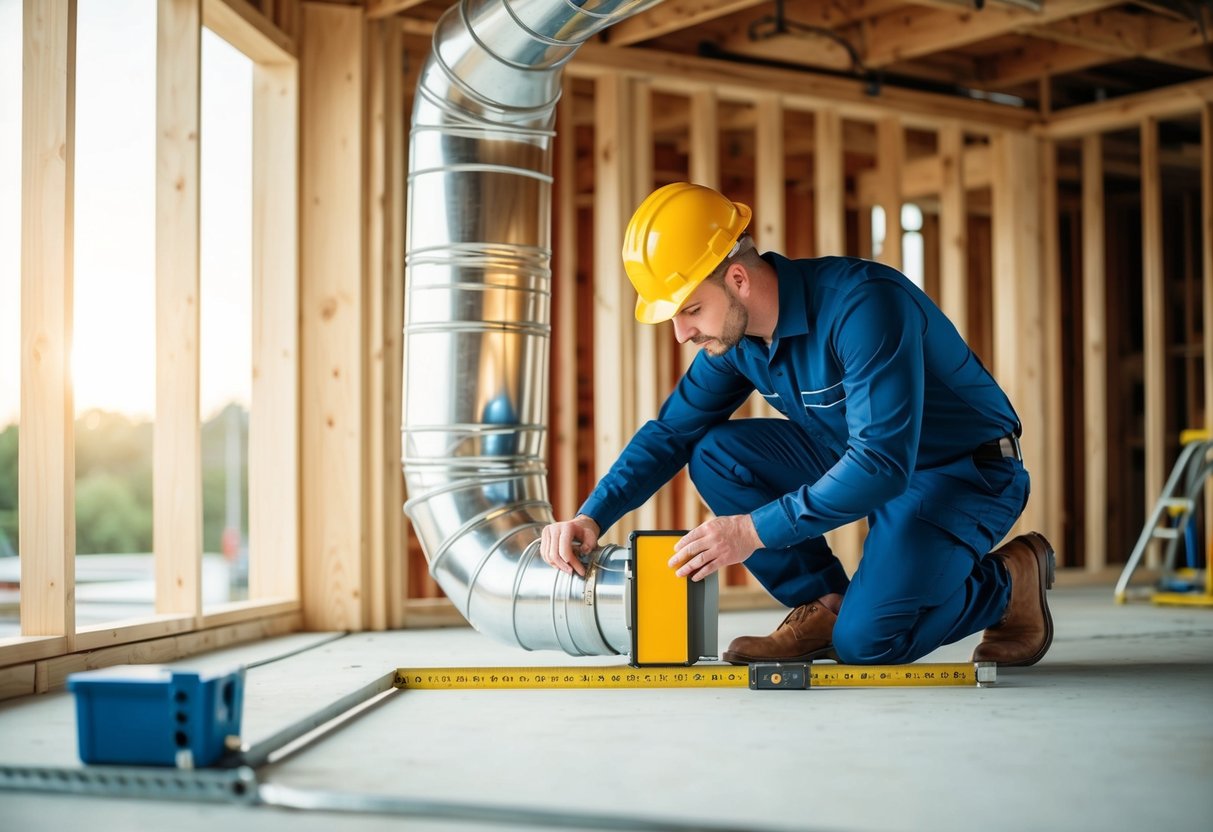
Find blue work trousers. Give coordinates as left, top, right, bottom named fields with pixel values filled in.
left=688, top=419, right=1030, bottom=664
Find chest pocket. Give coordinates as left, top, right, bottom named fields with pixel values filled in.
left=801, top=382, right=846, bottom=410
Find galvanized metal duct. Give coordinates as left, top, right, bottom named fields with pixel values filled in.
left=402, top=0, right=661, bottom=655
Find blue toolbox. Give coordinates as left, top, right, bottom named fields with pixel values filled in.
left=67, top=664, right=245, bottom=768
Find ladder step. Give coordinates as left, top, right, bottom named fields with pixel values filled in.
left=1153, top=528, right=1182, bottom=540
left=1163, top=499, right=1194, bottom=516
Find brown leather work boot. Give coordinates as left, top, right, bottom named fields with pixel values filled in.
left=722, top=602, right=838, bottom=665
left=972, top=532, right=1056, bottom=666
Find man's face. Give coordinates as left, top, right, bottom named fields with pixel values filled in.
left=671, top=279, right=749, bottom=357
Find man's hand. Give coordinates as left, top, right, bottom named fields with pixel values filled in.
left=670, top=514, right=762, bottom=581
left=539, top=514, right=601, bottom=578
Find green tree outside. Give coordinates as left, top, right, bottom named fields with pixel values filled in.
left=0, top=405, right=247, bottom=557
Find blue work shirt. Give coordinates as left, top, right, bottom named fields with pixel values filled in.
left=578, top=253, right=1021, bottom=550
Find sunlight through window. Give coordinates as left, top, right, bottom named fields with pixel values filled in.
left=0, top=0, right=23, bottom=638
left=72, top=0, right=157, bottom=627
left=200, top=28, right=253, bottom=608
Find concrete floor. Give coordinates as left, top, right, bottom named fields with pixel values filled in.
left=0, top=585, right=1210, bottom=831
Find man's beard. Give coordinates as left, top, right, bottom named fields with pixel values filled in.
left=697, top=286, right=748, bottom=356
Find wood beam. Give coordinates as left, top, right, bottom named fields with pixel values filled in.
left=567, top=43, right=1039, bottom=132
left=632, top=80, right=659, bottom=531
left=981, top=38, right=1121, bottom=89
left=857, top=144, right=993, bottom=203
left=364, top=19, right=405, bottom=629
left=1040, top=137, right=1065, bottom=558
left=366, top=0, right=430, bottom=20
left=608, top=0, right=768, bottom=47
left=1141, top=117, right=1165, bottom=569
left=249, top=59, right=300, bottom=602
left=814, top=109, right=845, bottom=256
left=1025, top=9, right=1149, bottom=54
left=20, top=0, right=76, bottom=639
left=202, top=0, right=295, bottom=60
left=593, top=74, right=638, bottom=542
left=939, top=125, right=968, bottom=341
left=717, top=29, right=854, bottom=73
left=155, top=0, right=203, bottom=619
left=300, top=2, right=367, bottom=629
left=553, top=82, right=578, bottom=523
left=753, top=95, right=786, bottom=250
left=1202, top=103, right=1212, bottom=543
left=681, top=89, right=720, bottom=529
left=875, top=118, right=904, bottom=268
left=990, top=131, right=1045, bottom=536
left=747, top=95, right=786, bottom=421
left=862, top=0, right=1119, bottom=68
left=983, top=8, right=1213, bottom=84
left=1038, top=76, right=1213, bottom=139
left=1082, top=134, right=1108, bottom=571
left=1162, top=45, right=1213, bottom=74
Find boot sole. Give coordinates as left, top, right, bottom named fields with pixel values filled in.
left=722, top=644, right=838, bottom=665
left=1000, top=531, right=1055, bottom=668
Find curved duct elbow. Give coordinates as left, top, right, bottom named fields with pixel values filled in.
left=403, top=0, right=662, bottom=655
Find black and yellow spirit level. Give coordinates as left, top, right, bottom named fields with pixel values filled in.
left=628, top=530, right=719, bottom=667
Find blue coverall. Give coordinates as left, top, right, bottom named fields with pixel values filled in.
left=579, top=253, right=1030, bottom=664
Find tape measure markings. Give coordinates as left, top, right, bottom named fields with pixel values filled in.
left=393, top=662, right=993, bottom=690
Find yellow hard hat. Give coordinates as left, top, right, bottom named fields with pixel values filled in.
left=622, top=182, right=752, bottom=324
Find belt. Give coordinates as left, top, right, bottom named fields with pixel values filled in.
left=973, top=433, right=1022, bottom=463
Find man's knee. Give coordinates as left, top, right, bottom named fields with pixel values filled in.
left=831, top=609, right=916, bottom=665
left=687, top=423, right=748, bottom=490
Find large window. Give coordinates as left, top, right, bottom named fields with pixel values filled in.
left=0, top=0, right=22, bottom=638
left=200, top=28, right=253, bottom=610
left=0, top=0, right=298, bottom=666
left=72, top=0, right=157, bottom=628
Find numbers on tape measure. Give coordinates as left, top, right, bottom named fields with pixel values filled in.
left=394, top=663, right=976, bottom=689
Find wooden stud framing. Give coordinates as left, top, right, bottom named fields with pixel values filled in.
left=939, top=124, right=968, bottom=341
left=248, top=58, right=300, bottom=601
left=1082, top=134, right=1108, bottom=571
left=631, top=81, right=659, bottom=532
left=365, top=19, right=405, bottom=629
left=990, top=131, right=1046, bottom=536
left=202, top=0, right=295, bottom=61
left=857, top=145, right=993, bottom=206
left=682, top=89, right=720, bottom=529
left=300, top=2, right=367, bottom=629
left=876, top=118, right=904, bottom=269
left=593, top=74, right=637, bottom=543
left=552, top=82, right=578, bottom=522
left=1040, top=139, right=1065, bottom=561
left=1141, top=117, right=1165, bottom=569
left=754, top=95, right=785, bottom=252
left=1203, top=104, right=1213, bottom=539
left=155, top=0, right=203, bottom=618
left=19, top=0, right=76, bottom=642
left=1039, top=76, right=1213, bottom=140
left=568, top=43, right=1037, bottom=133
left=749, top=95, right=784, bottom=420
left=813, top=109, right=844, bottom=257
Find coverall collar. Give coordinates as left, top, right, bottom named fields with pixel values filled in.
left=756, top=252, right=809, bottom=357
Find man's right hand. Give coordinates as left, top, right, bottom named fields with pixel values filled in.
left=539, top=514, right=601, bottom=578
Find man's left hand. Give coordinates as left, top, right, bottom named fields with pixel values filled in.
left=670, top=515, right=763, bottom=581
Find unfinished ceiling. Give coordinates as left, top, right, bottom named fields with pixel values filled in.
left=379, top=0, right=1213, bottom=113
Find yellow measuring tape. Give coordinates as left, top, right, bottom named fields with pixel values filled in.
left=393, top=662, right=995, bottom=690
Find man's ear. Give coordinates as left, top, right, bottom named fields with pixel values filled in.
left=726, top=262, right=751, bottom=297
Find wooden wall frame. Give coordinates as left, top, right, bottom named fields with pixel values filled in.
left=2, top=0, right=303, bottom=699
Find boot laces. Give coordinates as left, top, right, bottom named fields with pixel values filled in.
left=781, top=603, right=817, bottom=629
